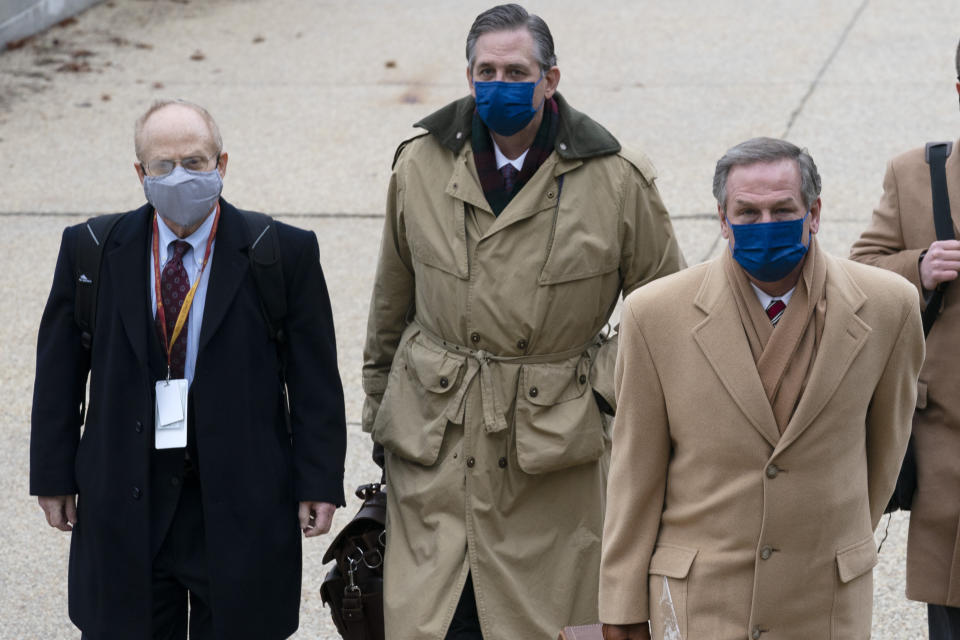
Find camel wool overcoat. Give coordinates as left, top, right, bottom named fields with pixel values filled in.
left=850, top=138, right=960, bottom=606
left=362, top=93, right=684, bottom=639
left=600, top=250, right=924, bottom=640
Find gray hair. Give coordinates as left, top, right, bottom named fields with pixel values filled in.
left=712, top=137, right=822, bottom=212
left=134, top=98, right=223, bottom=161
left=465, top=4, right=557, bottom=74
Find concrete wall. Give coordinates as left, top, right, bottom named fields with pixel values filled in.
left=0, top=0, right=102, bottom=51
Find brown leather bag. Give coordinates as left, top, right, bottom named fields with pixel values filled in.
left=320, top=483, right=386, bottom=640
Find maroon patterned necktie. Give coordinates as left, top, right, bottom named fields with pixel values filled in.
left=500, top=163, right=519, bottom=192
left=156, top=240, right=191, bottom=378
left=765, top=299, right=786, bottom=326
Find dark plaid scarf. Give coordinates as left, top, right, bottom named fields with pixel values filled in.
left=472, top=97, right=559, bottom=216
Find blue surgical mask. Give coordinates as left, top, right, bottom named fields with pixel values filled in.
left=729, top=211, right=811, bottom=282
left=474, top=75, right=544, bottom=137
left=143, top=165, right=222, bottom=229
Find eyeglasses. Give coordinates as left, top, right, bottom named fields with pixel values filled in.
left=142, top=155, right=218, bottom=177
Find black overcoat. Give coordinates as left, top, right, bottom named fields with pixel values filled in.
left=30, top=200, right=347, bottom=639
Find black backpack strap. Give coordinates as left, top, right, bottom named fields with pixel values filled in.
left=239, top=210, right=291, bottom=433
left=240, top=210, right=287, bottom=344
left=922, top=141, right=955, bottom=336
left=74, top=213, right=124, bottom=350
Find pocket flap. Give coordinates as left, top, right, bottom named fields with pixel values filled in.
left=916, top=380, right=928, bottom=411
left=836, top=536, right=878, bottom=583
left=649, top=545, right=698, bottom=579
left=521, top=359, right=589, bottom=407
left=408, top=339, right=463, bottom=394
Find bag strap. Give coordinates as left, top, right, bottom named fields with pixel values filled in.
left=922, top=141, right=955, bottom=336
left=74, top=213, right=125, bottom=350
left=239, top=210, right=291, bottom=432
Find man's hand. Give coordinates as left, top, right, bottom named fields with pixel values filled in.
left=602, top=622, right=651, bottom=640
left=299, top=501, right=336, bottom=538
left=38, top=495, right=77, bottom=531
left=920, top=239, right=960, bottom=290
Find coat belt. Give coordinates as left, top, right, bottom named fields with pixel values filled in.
left=413, top=322, right=602, bottom=434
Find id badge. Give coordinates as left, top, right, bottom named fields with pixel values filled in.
left=155, top=378, right=189, bottom=449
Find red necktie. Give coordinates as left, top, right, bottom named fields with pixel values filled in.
left=500, top=164, right=519, bottom=192
left=156, top=240, right=191, bottom=378
left=765, top=299, right=786, bottom=326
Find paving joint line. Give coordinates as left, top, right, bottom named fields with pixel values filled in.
left=781, top=0, right=869, bottom=138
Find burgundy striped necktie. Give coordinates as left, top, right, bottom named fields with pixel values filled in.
left=156, top=240, right=191, bottom=378
left=765, top=299, right=786, bottom=327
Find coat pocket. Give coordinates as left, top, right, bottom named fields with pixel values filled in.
left=371, top=333, right=465, bottom=466
left=648, top=544, right=697, bottom=640
left=832, top=536, right=877, bottom=639
left=513, top=355, right=604, bottom=474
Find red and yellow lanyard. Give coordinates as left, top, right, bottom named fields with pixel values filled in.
left=152, top=204, right=221, bottom=378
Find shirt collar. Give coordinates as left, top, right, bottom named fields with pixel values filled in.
left=156, top=206, right=217, bottom=269
left=492, top=139, right=527, bottom=171
left=750, top=282, right=795, bottom=309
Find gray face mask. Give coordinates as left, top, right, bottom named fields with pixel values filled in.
left=143, top=165, right=222, bottom=229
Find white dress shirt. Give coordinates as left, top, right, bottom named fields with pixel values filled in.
left=492, top=139, right=527, bottom=171
left=750, top=282, right=795, bottom=310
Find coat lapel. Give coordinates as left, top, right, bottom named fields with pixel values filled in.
left=948, top=136, right=960, bottom=235
left=106, top=204, right=153, bottom=369
left=777, top=255, right=870, bottom=451
left=197, top=199, right=249, bottom=353
left=692, top=259, right=781, bottom=447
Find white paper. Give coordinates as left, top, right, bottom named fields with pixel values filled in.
left=155, top=379, right=188, bottom=449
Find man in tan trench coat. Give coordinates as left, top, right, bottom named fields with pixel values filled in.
left=600, top=138, right=924, bottom=640
left=849, top=39, right=960, bottom=639
left=362, top=4, right=684, bottom=639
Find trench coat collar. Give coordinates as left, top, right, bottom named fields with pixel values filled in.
left=413, top=92, right=621, bottom=161
left=692, top=252, right=870, bottom=449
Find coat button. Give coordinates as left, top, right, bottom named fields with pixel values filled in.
left=517, top=338, right=528, bottom=350
left=470, top=332, right=480, bottom=344
left=171, top=476, right=181, bottom=487
left=760, top=546, right=773, bottom=560
left=766, top=464, right=780, bottom=479
left=547, top=191, right=555, bottom=199
left=466, top=457, right=476, bottom=468
left=529, top=386, right=539, bottom=398
left=439, top=376, right=449, bottom=388
left=498, top=457, right=507, bottom=468
left=578, top=374, right=587, bottom=384
left=132, top=487, right=142, bottom=499
left=135, top=420, right=143, bottom=433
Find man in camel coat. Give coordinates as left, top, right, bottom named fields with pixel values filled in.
left=600, top=137, right=924, bottom=640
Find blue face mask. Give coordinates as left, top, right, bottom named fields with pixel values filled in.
left=729, top=211, right=811, bottom=282
left=474, top=75, right=544, bottom=137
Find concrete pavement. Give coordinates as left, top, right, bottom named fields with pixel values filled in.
left=2, top=1, right=958, bottom=637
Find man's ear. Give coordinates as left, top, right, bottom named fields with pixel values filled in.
left=135, top=162, right=145, bottom=185
left=543, top=66, right=560, bottom=99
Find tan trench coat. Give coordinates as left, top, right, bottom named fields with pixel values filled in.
left=362, top=94, right=684, bottom=639
left=850, top=139, right=960, bottom=606
left=600, top=251, right=924, bottom=640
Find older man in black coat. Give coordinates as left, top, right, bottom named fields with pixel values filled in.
left=30, top=99, right=346, bottom=639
